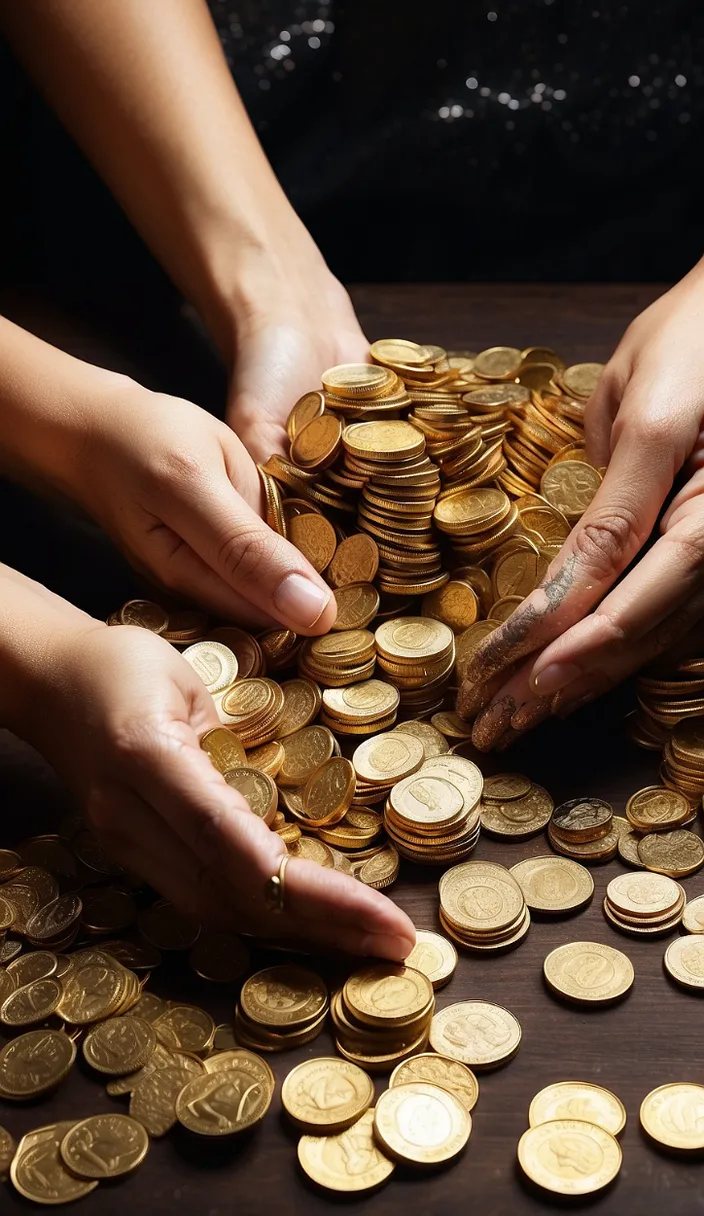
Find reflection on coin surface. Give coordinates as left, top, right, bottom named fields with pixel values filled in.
left=543, top=942, right=634, bottom=1005
left=297, top=1108, right=395, bottom=1193
left=529, top=1082, right=626, bottom=1136
left=640, top=1083, right=704, bottom=1150
left=518, top=1119, right=621, bottom=1195
left=390, top=1054, right=479, bottom=1112
left=373, top=1082, right=471, bottom=1166
left=429, top=1001, right=521, bottom=1069
left=282, top=1058, right=374, bottom=1131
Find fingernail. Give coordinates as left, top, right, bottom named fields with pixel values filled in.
left=531, top=661, right=582, bottom=695
left=361, top=932, right=408, bottom=961
left=472, top=698, right=515, bottom=751
left=274, top=573, right=331, bottom=629
left=511, top=696, right=553, bottom=732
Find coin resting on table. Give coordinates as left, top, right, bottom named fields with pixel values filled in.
left=3, top=337, right=704, bottom=1204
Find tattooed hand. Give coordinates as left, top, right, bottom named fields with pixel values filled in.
left=457, top=260, right=704, bottom=749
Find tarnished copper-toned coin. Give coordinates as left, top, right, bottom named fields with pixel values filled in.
left=291, top=413, right=343, bottom=471
left=289, top=512, right=338, bottom=572
left=327, top=534, right=380, bottom=588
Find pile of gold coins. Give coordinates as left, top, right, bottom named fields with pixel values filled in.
left=519, top=1080, right=625, bottom=1197
left=479, top=773, right=554, bottom=839
left=235, top=965, right=329, bottom=1052
left=438, top=860, right=530, bottom=952
left=331, top=964, right=434, bottom=1071
left=547, top=797, right=625, bottom=864
left=383, top=753, right=482, bottom=864
left=603, top=872, right=686, bottom=937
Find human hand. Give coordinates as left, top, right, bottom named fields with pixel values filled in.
left=225, top=244, right=369, bottom=462
left=71, top=381, right=336, bottom=633
left=458, top=263, right=704, bottom=749
left=32, top=622, right=415, bottom=958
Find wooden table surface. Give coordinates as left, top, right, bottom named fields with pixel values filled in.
left=4, top=282, right=703, bottom=1216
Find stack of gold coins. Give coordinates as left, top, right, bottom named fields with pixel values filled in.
left=479, top=773, right=554, bottom=840
left=629, top=655, right=704, bottom=751
left=235, top=965, right=329, bottom=1052
left=384, top=755, right=483, bottom=865
left=603, top=872, right=685, bottom=936
left=298, top=629, right=376, bottom=686
left=351, top=731, right=425, bottom=810
left=438, top=860, right=530, bottom=952
left=434, top=486, right=517, bottom=564
left=320, top=680, right=400, bottom=735
left=375, top=618, right=455, bottom=716
left=331, top=964, right=434, bottom=1072
left=625, top=785, right=694, bottom=833
left=547, top=798, right=624, bottom=864
left=661, top=719, right=704, bottom=801
left=217, top=678, right=285, bottom=744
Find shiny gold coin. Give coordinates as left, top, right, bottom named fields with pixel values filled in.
left=429, top=1001, right=521, bottom=1069
left=664, top=935, right=704, bottom=991
left=176, top=1059, right=273, bottom=1135
left=82, top=1015, right=156, bottom=1075
left=389, top=1053, right=479, bottom=1112
left=421, top=580, right=478, bottom=632
left=246, top=739, right=285, bottom=778
left=404, top=929, right=458, bottom=989
left=370, top=337, right=432, bottom=367
left=129, top=1063, right=203, bottom=1136
left=540, top=460, right=601, bottom=520
left=332, top=583, right=380, bottom=630
left=543, top=941, right=634, bottom=1005
left=683, top=893, right=704, bottom=933
left=518, top=1119, right=621, bottom=1195
left=182, top=640, right=238, bottom=693
left=509, top=856, right=594, bottom=915
left=0, top=1028, right=76, bottom=1098
left=302, top=757, right=356, bottom=825
left=279, top=724, right=335, bottom=786
left=439, top=861, right=525, bottom=934
left=277, top=679, right=322, bottom=737
left=297, top=1107, right=395, bottom=1194
left=529, top=1082, right=627, bottom=1136
left=60, top=1114, right=149, bottom=1179
left=322, top=681, right=400, bottom=723
left=392, top=719, right=450, bottom=759
left=241, top=965, right=328, bottom=1029
left=375, top=615, right=453, bottom=662
left=343, top=418, right=424, bottom=459
left=119, top=599, right=169, bottom=633
left=373, top=1082, right=471, bottom=1166
left=154, top=1003, right=215, bottom=1055
left=6, top=949, right=58, bottom=986
left=606, top=872, right=681, bottom=918
left=626, top=785, right=692, bottom=831
left=481, top=785, right=554, bottom=839
left=344, top=964, right=433, bottom=1028
left=11, top=1121, right=99, bottom=1204
left=640, top=1083, right=704, bottom=1151
left=354, top=844, right=400, bottom=889
left=638, top=829, right=704, bottom=877
left=1, top=976, right=63, bottom=1026
left=282, top=1057, right=374, bottom=1132
left=327, top=533, right=380, bottom=587
left=287, top=389, right=325, bottom=440
left=224, top=766, right=278, bottom=825
left=199, top=726, right=246, bottom=774
left=560, top=361, right=604, bottom=399
left=291, top=412, right=343, bottom=470
left=324, top=364, right=396, bottom=399
left=353, top=732, right=424, bottom=784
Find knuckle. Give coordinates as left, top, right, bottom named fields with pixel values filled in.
left=149, top=447, right=205, bottom=491
left=662, top=520, right=704, bottom=568
left=217, top=524, right=277, bottom=584
left=572, top=508, right=640, bottom=581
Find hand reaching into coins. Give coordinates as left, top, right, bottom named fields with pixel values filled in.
left=458, top=263, right=704, bottom=747
left=226, top=263, right=369, bottom=463
left=66, top=381, right=338, bottom=635
left=28, top=623, right=415, bottom=959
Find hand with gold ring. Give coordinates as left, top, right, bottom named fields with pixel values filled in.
left=27, top=618, right=415, bottom=959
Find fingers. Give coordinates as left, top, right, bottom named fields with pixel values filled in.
left=160, top=446, right=336, bottom=635
left=583, top=368, right=619, bottom=469
left=282, top=858, right=416, bottom=960
left=470, top=663, right=552, bottom=751
left=459, top=390, right=679, bottom=696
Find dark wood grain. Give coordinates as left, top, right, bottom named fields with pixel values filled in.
left=4, top=282, right=702, bottom=1216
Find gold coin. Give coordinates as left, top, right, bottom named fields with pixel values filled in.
left=223, top=766, right=278, bottom=825
left=297, top=1107, right=395, bottom=1193
left=540, top=461, right=601, bottom=519
left=119, top=599, right=169, bottom=633
left=517, top=1119, right=621, bottom=1195
left=60, top=1114, right=149, bottom=1179
left=390, top=772, right=464, bottom=828
left=640, top=1083, right=704, bottom=1150
left=289, top=512, right=338, bottom=572
left=182, top=640, right=238, bottom=693
left=529, top=1082, right=627, bottom=1136
left=375, top=616, right=453, bottom=661
left=205, top=1049, right=274, bottom=1089
left=277, top=679, right=322, bottom=736
left=434, top=487, right=510, bottom=534
left=323, top=364, right=396, bottom=398
left=322, top=681, right=400, bottom=723
left=638, top=829, right=704, bottom=877
left=389, top=1053, right=479, bottom=1111
left=626, top=785, right=692, bottom=831
left=302, top=757, right=356, bottom=825
left=279, top=725, right=335, bottom=786
left=343, top=419, right=424, bottom=459
left=370, top=337, right=432, bottom=367
left=6, top=949, right=58, bottom=986
left=291, top=412, right=343, bottom=470
left=176, top=1060, right=273, bottom=1135
left=290, top=837, right=336, bottom=867
left=246, top=739, right=285, bottom=778
left=404, top=930, right=458, bottom=989
left=391, top=720, right=450, bottom=758
left=344, top=964, right=433, bottom=1027
left=1, top=976, right=63, bottom=1026
left=421, top=580, right=478, bottom=632
left=332, top=583, right=380, bottom=630
left=373, top=1082, right=471, bottom=1166
left=11, top=1121, right=99, bottom=1204
left=509, top=856, right=594, bottom=914
left=199, top=726, right=246, bottom=773
left=483, top=773, right=533, bottom=800
left=241, top=966, right=328, bottom=1029
left=282, top=1057, right=374, bottom=1132
left=287, top=389, right=325, bottom=440
left=327, top=533, right=380, bottom=587
left=354, top=845, right=400, bottom=889
left=153, top=1003, right=215, bottom=1054
left=543, top=941, right=634, bottom=1005
left=25, top=892, right=82, bottom=942
left=683, top=893, right=704, bottom=933
left=439, top=861, right=525, bottom=934
left=429, top=1001, right=521, bottom=1069
left=353, top=732, right=425, bottom=784
left=560, top=361, right=604, bottom=399
left=82, top=1015, right=156, bottom=1075
left=606, top=872, right=681, bottom=918
left=0, top=1028, right=76, bottom=1098
left=664, top=935, right=704, bottom=991
left=481, top=786, right=554, bottom=839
